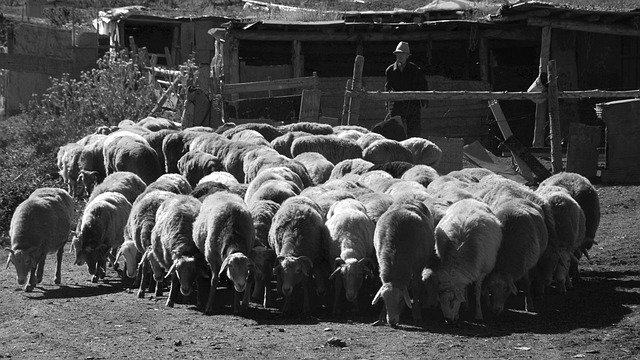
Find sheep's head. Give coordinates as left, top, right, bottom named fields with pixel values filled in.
left=274, top=255, right=313, bottom=297
left=484, top=273, right=517, bottom=315
left=437, top=285, right=466, bottom=323
left=371, top=283, right=411, bottom=327
left=250, top=246, right=276, bottom=283
left=329, top=257, right=374, bottom=302
left=165, top=256, right=208, bottom=296
left=219, top=252, right=255, bottom=293
left=77, top=170, right=99, bottom=197
left=115, top=242, right=138, bottom=279
left=553, top=250, right=575, bottom=294
left=5, top=248, right=36, bottom=287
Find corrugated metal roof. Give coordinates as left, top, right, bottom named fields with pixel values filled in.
left=495, top=1, right=640, bottom=23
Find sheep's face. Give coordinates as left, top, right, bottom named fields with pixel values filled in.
left=341, top=260, right=367, bottom=302
left=438, top=287, right=465, bottom=323
left=221, top=253, right=252, bottom=293
left=372, top=283, right=412, bottom=327
left=276, top=256, right=312, bottom=297
left=554, top=251, right=572, bottom=293
left=251, top=247, right=276, bottom=284
left=118, top=243, right=138, bottom=278
left=484, top=274, right=516, bottom=315
left=173, top=257, right=198, bottom=296
left=6, top=249, right=34, bottom=286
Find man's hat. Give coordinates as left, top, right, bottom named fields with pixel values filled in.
left=393, top=41, right=411, bottom=54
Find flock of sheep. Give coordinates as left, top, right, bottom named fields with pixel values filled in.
left=5, top=116, right=600, bottom=327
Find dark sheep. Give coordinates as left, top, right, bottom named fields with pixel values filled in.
left=291, top=135, right=362, bottom=165
left=369, top=161, right=415, bottom=178
left=177, top=151, right=224, bottom=188
left=270, top=131, right=312, bottom=157
left=362, top=139, right=414, bottom=165
left=330, top=158, right=374, bottom=180
left=222, top=122, right=284, bottom=142
left=278, top=121, right=334, bottom=135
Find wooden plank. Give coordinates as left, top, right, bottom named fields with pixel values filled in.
left=528, top=17, right=640, bottom=37
left=299, top=89, right=321, bottom=122
left=150, top=76, right=182, bottom=115
left=478, top=36, right=489, bottom=83
left=341, top=78, right=353, bottom=125
left=0, top=53, right=72, bottom=75
left=566, top=123, right=601, bottom=179
left=292, top=40, right=303, bottom=78
left=222, top=75, right=319, bottom=95
left=597, top=98, right=640, bottom=184
left=502, top=135, right=552, bottom=182
left=489, top=100, right=535, bottom=182
left=172, top=25, right=180, bottom=64
left=129, top=36, right=138, bottom=57
left=181, top=22, right=195, bottom=64
left=347, top=55, right=365, bottom=125
left=164, top=47, right=174, bottom=68
left=227, top=36, right=240, bottom=101
left=532, top=26, right=550, bottom=147
left=547, top=60, right=564, bottom=173
left=349, top=90, right=545, bottom=101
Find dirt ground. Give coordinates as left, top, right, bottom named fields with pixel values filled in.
left=1, top=183, right=639, bottom=360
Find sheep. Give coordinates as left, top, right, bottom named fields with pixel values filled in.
left=426, top=175, right=470, bottom=195
left=245, top=167, right=304, bottom=203
left=162, top=130, right=212, bottom=173
left=372, top=199, right=435, bottom=327
left=428, top=186, right=476, bottom=226
left=400, top=137, right=442, bottom=166
left=371, top=115, right=407, bottom=141
left=484, top=198, right=548, bottom=315
left=76, top=133, right=107, bottom=147
left=294, top=152, right=334, bottom=186
left=190, top=181, right=230, bottom=202
left=400, top=164, right=440, bottom=189
left=177, top=151, right=224, bottom=188
left=356, top=192, right=394, bottom=224
left=72, top=192, right=132, bottom=283
left=141, top=173, right=192, bottom=198
left=278, top=121, right=333, bottom=135
left=124, top=190, right=176, bottom=298
left=300, top=188, right=356, bottom=220
left=269, top=196, right=331, bottom=314
left=363, top=139, right=414, bottom=165
left=244, top=154, right=313, bottom=188
left=142, top=128, right=178, bottom=173
left=334, top=129, right=364, bottom=142
left=449, top=168, right=495, bottom=183
left=214, top=122, right=236, bottom=134
left=362, top=177, right=401, bottom=194
left=103, top=135, right=161, bottom=185
left=330, top=158, right=374, bottom=180
left=356, top=132, right=387, bottom=150
left=137, top=116, right=181, bottom=132
left=538, top=172, right=600, bottom=256
left=325, top=199, right=376, bottom=316
left=219, top=142, right=268, bottom=182
left=249, top=245, right=277, bottom=307
left=270, top=131, right=312, bottom=157
left=432, top=198, right=502, bottom=322
left=57, top=143, right=84, bottom=197
left=114, top=240, right=138, bottom=279
left=534, top=186, right=586, bottom=293
left=229, top=129, right=271, bottom=146
left=384, top=180, right=429, bottom=200
left=334, top=125, right=370, bottom=134
left=192, top=192, right=256, bottom=314
left=369, top=161, right=414, bottom=178
left=6, top=188, right=74, bottom=291
left=358, top=170, right=394, bottom=190
left=149, top=195, right=207, bottom=308
left=77, top=134, right=107, bottom=196
left=245, top=179, right=300, bottom=208
left=222, top=122, right=284, bottom=142
left=291, top=135, right=361, bottom=165
left=89, top=171, right=147, bottom=205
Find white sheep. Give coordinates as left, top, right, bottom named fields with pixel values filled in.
left=198, top=171, right=239, bottom=188
left=294, top=152, right=334, bottom=186
left=400, top=137, right=442, bottom=166
left=325, top=199, right=376, bottom=316
left=142, top=173, right=192, bottom=197
left=57, top=143, right=84, bottom=197
left=6, top=188, right=74, bottom=291
left=193, top=192, right=256, bottom=314
left=244, top=167, right=304, bottom=205
left=149, top=195, right=207, bottom=308
left=330, top=158, right=374, bottom=180
left=269, top=196, right=331, bottom=314
left=433, top=198, right=502, bottom=322
left=72, top=191, right=132, bottom=283
left=362, top=139, right=414, bottom=165
left=484, top=198, right=548, bottom=315
left=88, top=171, right=147, bottom=205
left=245, top=179, right=300, bottom=208
left=372, top=199, right=435, bottom=327
left=400, top=164, right=440, bottom=188
left=291, top=135, right=362, bottom=165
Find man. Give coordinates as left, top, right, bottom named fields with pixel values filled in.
left=384, top=41, right=428, bottom=138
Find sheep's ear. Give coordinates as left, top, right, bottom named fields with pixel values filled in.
left=5, top=249, right=14, bottom=269
left=297, top=256, right=313, bottom=277
left=371, top=287, right=383, bottom=305
left=402, top=287, right=412, bottom=309
left=328, top=266, right=341, bottom=280
left=509, top=282, right=518, bottom=296
left=218, top=256, right=230, bottom=278
left=358, top=257, right=375, bottom=277
left=164, top=263, right=177, bottom=279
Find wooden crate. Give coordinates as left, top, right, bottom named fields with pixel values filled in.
left=597, top=98, right=640, bottom=184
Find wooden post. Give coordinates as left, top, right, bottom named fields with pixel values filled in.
left=292, top=40, right=303, bottom=78
left=299, top=89, right=321, bottom=122
left=164, top=46, right=174, bottom=68
left=547, top=60, right=564, bottom=173
left=347, top=55, right=365, bottom=125
left=356, top=40, right=363, bottom=56
left=532, top=26, right=551, bottom=147
left=150, top=77, right=181, bottom=115
left=227, top=36, right=240, bottom=101
left=478, top=36, right=490, bottom=83
left=566, top=123, right=600, bottom=179
left=341, top=78, right=353, bottom=125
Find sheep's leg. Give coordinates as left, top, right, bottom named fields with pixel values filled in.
left=410, top=278, right=423, bottom=325
left=137, top=258, right=150, bottom=298
left=196, top=276, right=210, bottom=311
left=166, top=274, right=179, bottom=307
left=241, top=278, right=252, bottom=311
left=332, top=276, right=343, bottom=317
left=251, top=277, right=264, bottom=303
left=474, top=275, right=486, bottom=321
left=263, top=268, right=275, bottom=308
left=204, top=274, right=219, bottom=315
left=25, top=265, right=38, bottom=292
left=522, top=275, right=534, bottom=313
left=371, top=307, right=386, bottom=326
left=35, top=255, right=46, bottom=284
left=54, top=247, right=64, bottom=285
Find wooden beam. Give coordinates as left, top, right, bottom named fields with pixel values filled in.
left=478, top=36, right=490, bottom=83
left=532, top=26, right=550, bottom=147
left=226, top=28, right=538, bottom=42
left=558, top=89, right=640, bottom=98
left=222, top=75, right=320, bottom=95
left=0, top=53, right=72, bottom=75
left=292, top=40, right=303, bottom=78
left=547, top=60, right=564, bottom=173
left=299, top=89, right=322, bottom=122
left=164, top=46, right=174, bottom=68
left=528, top=17, right=640, bottom=37
left=150, top=76, right=182, bottom=115
left=348, top=90, right=545, bottom=101
left=341, top=78, right=353, bottom=125
left=347, top=55, right=365, bottom=125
